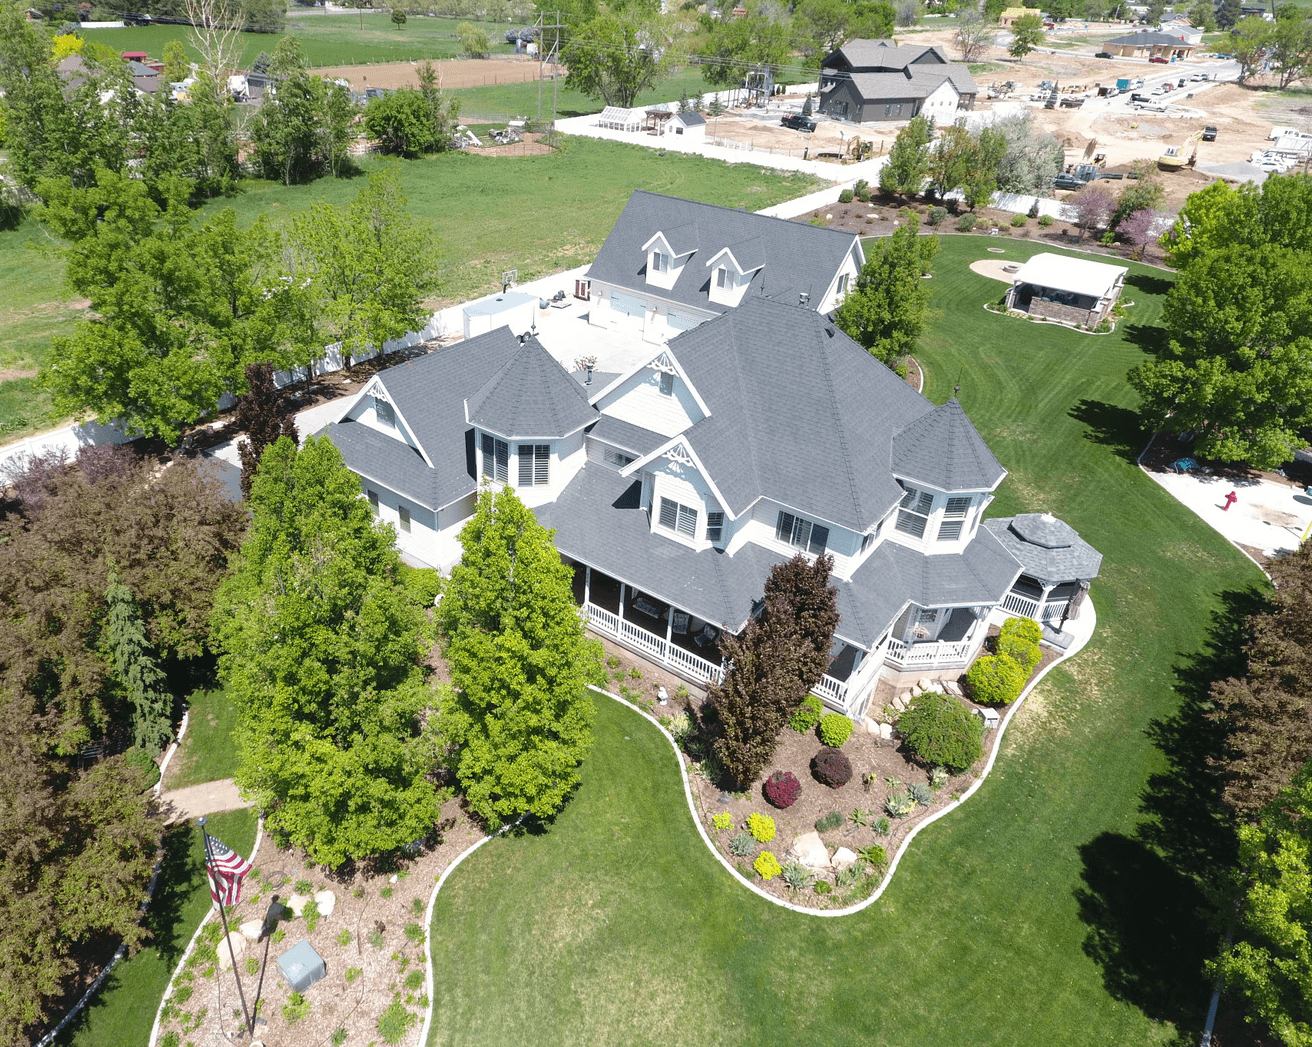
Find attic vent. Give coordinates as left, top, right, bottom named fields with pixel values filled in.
left=798, top=292, right=810, bottom=306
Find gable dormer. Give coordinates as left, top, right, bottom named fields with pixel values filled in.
left=642, top=224, right=698, bottom=293
left=591, top=348, right=709, bottom=438
left=343, top=376, right=432, bottom=466
left=706, top=237, right=764, bottom=307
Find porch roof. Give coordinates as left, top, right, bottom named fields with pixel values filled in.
left=983, top=514, right=1103, bottom=582
left=1011, top=253, right=1126, bottom=300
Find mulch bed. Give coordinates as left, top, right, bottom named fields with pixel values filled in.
left=157, top=798, right=488, bottom=1047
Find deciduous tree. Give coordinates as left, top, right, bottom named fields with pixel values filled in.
left=954, top=9, right=994, bottom=61
left=564, top=13, right=668, bottom=107
left=1008, top=12, right=1046, bottom=59
left=437, top=486, right=603, bottom=829
left=833, top=215, right=939, bottom=365
left=697, top=13, right=789, bottom=88
left=212, top=435, right=440, bottom=866
left=235, top=362, right=297, bottom=499
left=879, top=114, right=933, bottom=197
left=1067, top=181, right=1116, bottom=238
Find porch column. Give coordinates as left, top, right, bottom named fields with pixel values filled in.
left=618, top=583, right=626, bottom=621
left=1035, top=582, right=1055, bottom=623
left=584, top=565, right=591, bottom=605
left=663, top=607, right=675, bottom=667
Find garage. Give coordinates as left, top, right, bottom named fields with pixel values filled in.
left=667, top=309, right=704, bottom=332
left=608, top=290, right=647, bottom=331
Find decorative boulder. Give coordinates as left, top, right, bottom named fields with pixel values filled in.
left=216, top=931, right=247, bottom=970
left=286, top=892, right=311, bottom=917
left=831, top=847, right=859, bottom=871
left=892, top=695, right=907, bottom=712
left=239, top=919, right=264, bottom=941
left=917, top=677, right=934, bottom=691
left=787, top=831, right=831, bottom=871
left=943, top=680, right=965, bottom=698
left=862, top=717, right=880, bottom=735
left=314, top=890, right=337, bottom=917
left=910, top=685, right=923, bottom=698
left=879, top=722, right=894, bottom=741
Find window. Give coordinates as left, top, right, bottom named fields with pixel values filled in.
left=716, top=266, right=729, bottom=289
left=861, top=531, right=874, bottom=554
left=367, top=489, right=379, bottom=514
left=374, top=396, right=395, bottom=427
left=775, top=511, right=829, bottom=555
left=658, top=371, right=674, bottom=396
left=603, top=448, right=635, bottom=469
left=651, top=250, right=669, bottom=273
left=518, top=444, right=550, bottom=486
left=895, top=484, right=934, bottom=538
left=658, top=496, right=698, bottom=538
left=398, top=505, right=410, bottom=533
left=481, top=434, right=508, bottom=483
left=884, top=103, right=891, bottom=116
left=837, top=273, right=850, bottom=295
left=938, top=496, right=971, bottom=542
left=707, top=511, right=724, bottom=543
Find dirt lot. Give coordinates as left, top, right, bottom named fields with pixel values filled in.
left=310, top=55, right=551, bottom=91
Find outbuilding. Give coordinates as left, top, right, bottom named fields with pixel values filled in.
left=462, top=291, right=538, bottom=340
left=1004, top=253, right=1127, bottom=327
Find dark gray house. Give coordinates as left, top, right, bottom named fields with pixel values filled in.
left=818, top=39, right=978, bottom=124
left=323, top=287, right=1101, bottom=719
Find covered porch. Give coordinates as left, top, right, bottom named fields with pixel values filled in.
left=882, top=602, right=990, bottom=671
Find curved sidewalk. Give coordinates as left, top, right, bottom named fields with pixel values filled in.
left=157, top=778, right=252, bottom=825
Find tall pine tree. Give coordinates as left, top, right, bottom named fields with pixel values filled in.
left=105, top=575, right=174, bottom=754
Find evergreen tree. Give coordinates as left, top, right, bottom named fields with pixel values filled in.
left=212, top=435, right=440, bottom=866
left=105, top=576, right=174, bottom=754
left=879, top=114, right=933, bottom=197
left=437, top=486, right=603, bottom=830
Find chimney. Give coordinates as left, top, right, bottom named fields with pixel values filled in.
left=585, top=363, right=594, bottom=386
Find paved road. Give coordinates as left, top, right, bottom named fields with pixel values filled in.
left=158, top=778, right=253, bottom=825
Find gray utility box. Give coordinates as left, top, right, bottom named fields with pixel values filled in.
left=276, top=940, right=326, bottom=993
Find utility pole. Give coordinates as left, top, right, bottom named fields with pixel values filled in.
left=538, top=9, right=565, bottom=125
left=536, top=9, right=544, bottom=123
left=550, top=10, right=564, bottom=129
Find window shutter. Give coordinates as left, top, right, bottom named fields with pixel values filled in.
left=518, top=444, right=534, bottom=486
left=677, top=504, right=697, bottom=537
left=937, top=520, right=963, bottom=541
left=481, top=434, right=494, bottom=478
left=495, top=440, right=508, bottom=483
left=945, top=496, right=970, bottom=518
left=793, top=517, right=812, bottom=550
left=899, top=485, right=917, bottom=509
left=535, top=444, right=550, bottom=485
left=659, top=498, right=678, bottom=530
left=809, top=525, right=829, bottom=555
left=896, top=509, right=927, bottom=538
left=916, top=491, right=934, bottom=514
left=776, top=511, right=795, bottom=543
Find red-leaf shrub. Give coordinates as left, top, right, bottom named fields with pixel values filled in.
left=811, top=746, right=853, bottom=788
left=764, top=770, right=802, bottom=808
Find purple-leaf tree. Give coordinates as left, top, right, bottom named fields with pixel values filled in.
left=1067, top=183, right=1116, bottom=240
left=1119, top=208, right=1162, bottom=258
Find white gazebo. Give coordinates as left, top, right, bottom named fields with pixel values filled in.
left=1005, top=253, right=1128, bottom=327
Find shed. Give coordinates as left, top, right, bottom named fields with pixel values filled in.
left=462, top=291, right=538, bottom=339
left=276, top=940, right=326, bottom=993
left=1004, top=253, right=1127, bottom=326
left=669, top=111, right=706, bottom=140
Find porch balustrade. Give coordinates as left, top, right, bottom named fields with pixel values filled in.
left=582, top=601, right=725, bottom=686
left=1002, top=590, right=1070, bottom=623
left=885, top=636, right=977, bottom=668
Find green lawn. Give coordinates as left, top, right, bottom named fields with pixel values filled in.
left=56, top=809, right=257, bottom=1047
left=425, top=235, right=1262, bottom=1046
left=166, top=687, right=240, bottom=790
left=80, top=12, right=517, bottom=70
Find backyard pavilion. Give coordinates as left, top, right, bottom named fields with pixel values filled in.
left=1004, top=253, right=1127, bottom=328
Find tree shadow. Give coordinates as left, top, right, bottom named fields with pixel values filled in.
left=1069, top=398, right=1150, bottom=463
left=1122, top=321, right=1172, bottom=358
left=1074, top=586, right=1268, bottom=1034
left=144, top=823, right=207, bottom=967
left=1126, top=272, right=1174, bottom=299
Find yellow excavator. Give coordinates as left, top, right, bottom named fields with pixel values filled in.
left=1160, top=130, right=1203, bottom=171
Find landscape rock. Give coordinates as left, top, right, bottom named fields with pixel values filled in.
left=862, top=717, right=880, bottom=735
left=831, top=847, right=859, bottom=871
left=910, top=685, right=923, bottom=698
left=917, top=677, right=933, bottom=691
left=892, top=695, right=907, bottom=711
left=787, top=831, right=832, bottom=871
left=879, top=723, right=894, bottom=741
left=927, top=682, right=944, bottom=694
left=286, top=892, right=310, bottom=917
left=216, top=931, right=247, bottom=970
left=942, top=680, right=965, bottom=698
left=238, top=919, right=264, bottom=941
left=314, top=890, right=336, bottom=917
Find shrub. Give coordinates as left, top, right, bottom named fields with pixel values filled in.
left=814, top=879, right=832, bottom=894
left=346, top=966, right=363, bottom=982
left=712, top=811, right=733, bottom=831
left=885, top=791, right=915, bottom=817
left=1010, top=213, right=1027, bottom=227
left=781, top=861, right=816, bottom=891
left=124, top=746, right=161, bottom=788
left=404, top=922, right=425, bottom=944
left=853, top=178, right=869, bottom=196
left=811, top=746, right=853, bottom=788
left=1028, top=199, right=1041, bottom=219
left=873, top=816, right=891, bottom=836
left=815, top=810, right=844, bottom=833
left=729, top=831, right=757, bottom=857
left=367, top=929, right=384, bottom=949
left=998, top=616, right=1043, bottom=672
left=818, top=713, right=854, bottom=747
left=956, top=213, right=977, bottom=232
left=858, top=844, right=888, bottom=868
left=283, top=991, right=310, bottom=1025
left=245, top=956, right=259, bottom=975
left=899, top=691, right=985, bottom=772
left=965, top=652, right=1027, bottom=705
left=790, top=694, right=824, bottom=733
left=302, top=897, right=320, bottom=934
left=926, top=205, right=948, bottom=227
left=858, top=187, right=871, bottom=202
left=746, top=812, right=776, bottom=843
left=294, top=879, right=313, bottom=894
left=377, top=997, right=417, bottom=1045
left=754, top=850, right=783, bottom=880
left=331, top=1029, right=347, bottom=1047
left=838, top=189, right=854, bottom=203
left=909, top=782, right=933, bottom=807
left=663, top=711, right=692, bottom=744
left=337, top=928, right=352, bottom=946
left=380, top=886, right=394, bottom=899
left=399, top=563, right=441, bottom=607
left=405, top=969, right=425, bottom=991
left=764, top=770, right=802, bottom=809
left=1038, top=214, right=1054, bottom=227
left=835, top=862, right=862, bottom=888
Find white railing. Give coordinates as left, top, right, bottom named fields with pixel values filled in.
left=1042, top=599, right=1070, bottom=623
left=583, top=602, right=725, bottom=685
left=811, top=673, right=849, bottom=705
left=1002, top=591, right=1041, bottom=618
left=884, top=637, right=976, bottom=669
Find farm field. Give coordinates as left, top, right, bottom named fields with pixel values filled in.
left=0, top=139, right=822, bottom=443
left=425, top=235, right=1261, bottom=1046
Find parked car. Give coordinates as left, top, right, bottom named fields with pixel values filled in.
left=1190, top=71, right=1209, bottom=81
left=781, top=113, right=817, bottom=131
left=1149, top=55, right=1170, bottom=63
left=1177, top=77, right=1188, bottom=87
left=1095, top=50, right=1114, bottom=58
left=1053, top=172, right=1086, bottom=190
left=1202, top=125, right=1217, bottom=141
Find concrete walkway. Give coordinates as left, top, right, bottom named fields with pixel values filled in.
left=158, top=778, right=252, bottom=825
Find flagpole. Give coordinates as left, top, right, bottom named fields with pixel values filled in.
left=198, top=817, right=254, bottom=1038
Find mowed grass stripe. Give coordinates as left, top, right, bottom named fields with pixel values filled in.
left=425, top=235, right=1260, bottom=1046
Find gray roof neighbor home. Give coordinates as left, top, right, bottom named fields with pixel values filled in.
left=818, top=39, right=978, bottom=123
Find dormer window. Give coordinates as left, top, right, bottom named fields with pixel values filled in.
left=659, top=497, right=698, bottom=538
left=374, top=396, right=395, bottom=427
left=837, top=273, right=850, bottom=296
left=707, top=511, right=724, bottom=542
left=651, top=250, right=670, bottom=273
left=937, top=496, right=971, bottom=541
left=776, top=511, right=829, bottom=555
left=716, top=267, right=729, bottom=289
left=896, top=485, right=934, bottom=538
left=659, top=371, right=674, bottom=396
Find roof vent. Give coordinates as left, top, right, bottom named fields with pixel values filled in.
left=798, top=291, right=810, bottom=306
left=585, top=363, right=594, bottom=386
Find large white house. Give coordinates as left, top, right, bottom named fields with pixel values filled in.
left=322, top=287, right=1101, bottom=720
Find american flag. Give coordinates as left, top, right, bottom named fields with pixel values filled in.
left=204, top=833, right=253, bottom=907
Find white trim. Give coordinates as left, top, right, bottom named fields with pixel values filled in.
left=367, top=376, right=434, bottom=469
left=590, top=344, right=713, bottom=419
left=620, top=436, right=737, bottom=524
left=584, top=593, right=1097, bottom=917
left=154, top=705, right=191, bottom=797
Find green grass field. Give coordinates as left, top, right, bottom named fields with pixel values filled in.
left=56, top=809, right=257, bottom=1047
left=167, top=688, right=241, bottom=790
left=424, top=235, right=1262, bottom=1046
left=80, top=11, right=517, bottom=70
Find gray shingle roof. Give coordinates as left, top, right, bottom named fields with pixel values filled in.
left=1105, top=30, right=1196, bottom=46
left=323, top=418, right=443, bottom=510
left=587, top=190, right=859, bottom=315
left=824, top=40, right=978, bottom=97
left=891, top=397, right=1007, bottom=493
left=676, top=112, right=706, bottom=127
left=589, top=415, right=668, bottom=457
left=466, top=336, right=597, bottom=439
left=667, top=298, right=935, bottom=531
left=845, top=70, right=955, bottom=102
left=983, top=515, right=1103, bottom=583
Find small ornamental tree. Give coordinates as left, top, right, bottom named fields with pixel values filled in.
left=899, top=692, right=984, bottom=772
left=1068, top=183, right=1116, bottom=240
left=879, top=114, right=933, bottom=198
left=812, top=746, right=853, bottom=788
left=996, top=616, right=1042, bottom=673
left=235, top=362, right=297, bottom=500
left=764, top=770, right=802, bottom=809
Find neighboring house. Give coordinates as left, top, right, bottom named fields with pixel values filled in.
left=1103, top=29, right=1197, bottom=59
left=997, top=6, right=1030, bottom=24
left=1005, top=253, right=1127, bottom=327
left=585, top=190, right=865, bottom=343
left=1159, top=21, right=1204, bottom=45
left=323, top=295, right=1101, bottom=719
left=818, top=39, right=978, bottom=124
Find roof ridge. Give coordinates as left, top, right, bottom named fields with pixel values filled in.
left=815, top=312, right=866, bottom=527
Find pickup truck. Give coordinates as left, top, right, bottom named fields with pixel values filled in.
left=781, top=114, right=817, bottom=131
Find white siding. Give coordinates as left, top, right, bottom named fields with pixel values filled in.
left=345, top=393, right=422, bottom=453
left=363, top=483, right=437, bottom=564
left=595, top=367, right=704, bottom=437
left=818, top=242, right=865, bottom=314
left=725, top=497, right=862, bottom=575
left=648, top=456, right=722, bottom=548
left=920, top=79, right=961, bottom=123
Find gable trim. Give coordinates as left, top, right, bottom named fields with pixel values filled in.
left=620, top=435, right=738, bottom=522
left=589, top=345, right=713, bottom=420
left=361, top=375, right=436, bottom=470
